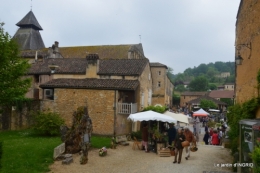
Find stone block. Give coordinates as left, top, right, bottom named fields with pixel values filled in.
left=62, top=157, right=73, bottom=165
left=53, top=143, right=65, bottom=160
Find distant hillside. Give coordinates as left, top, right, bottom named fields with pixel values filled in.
left=167, top=61, right=235, bottom=92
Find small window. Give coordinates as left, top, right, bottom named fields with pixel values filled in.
left=158, top=81, right=161, bottom=87
left=158, top=71, right=161, bottom=75
left=34, top=75, right=40, bottom=83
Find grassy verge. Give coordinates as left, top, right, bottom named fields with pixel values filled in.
left=0, top=129, right=111, bottom=173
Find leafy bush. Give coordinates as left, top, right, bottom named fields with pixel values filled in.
left=207, top=121, right=216, bottom=128
left=0, top=141, right=2, bottom=169
left=250, top=141, right=260, bottom=173
left=143, top=105, right=166, bottom=113
left=227, top=98, right=257, bottom=155
left=131, top=131, right=142, bottom=140
left=30, top=111, right=65, bottom=136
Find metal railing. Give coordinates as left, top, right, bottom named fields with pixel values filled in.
left=117, top=103, right=137, bottom=114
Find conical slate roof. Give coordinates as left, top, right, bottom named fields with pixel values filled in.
left=13, top=10, right=45, bottom=50
left=16, top=11, right=43, bottom=30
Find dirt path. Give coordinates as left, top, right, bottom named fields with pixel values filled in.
left=49, top=142, right=233, bottom=173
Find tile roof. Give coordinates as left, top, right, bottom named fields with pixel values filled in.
left=209, top=90, right=234, bottom=99
left=28, top=58, right=87, bottom=74
left=150, top=62, right=167, bottom=68
left=20, top=44, right=145, bottom=59
left=187, top=95, right=227, bottom=105
left=98, top=58, right=149, bottom=75
left=40, top=78, right=139, bottom=90
left=181, top=91, right=207, bottom=96
left=13, top=28, right=45, bottom=50
left=16, top=11, right=43, bottom=30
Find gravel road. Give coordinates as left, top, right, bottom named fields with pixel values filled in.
left=49, top=142, right=234, bottom=173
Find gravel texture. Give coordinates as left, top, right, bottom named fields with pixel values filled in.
left=49, top=142, right=234, bottom=173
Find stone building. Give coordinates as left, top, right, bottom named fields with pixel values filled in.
left=150, top=62, right=174, bottom=107
left=235, top=0, right=260, bottom=118
left=10, top=10, right=172, bottom=134
left=180, top=91, right=207, bottom=108
left=27, top=55, right=152, bottom=135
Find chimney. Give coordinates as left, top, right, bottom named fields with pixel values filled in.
left=55, top=41, right=59, bottom=47
left=86, top=53, right=99, bottom=78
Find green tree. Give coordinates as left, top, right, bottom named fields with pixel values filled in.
left=188, top=76, right=209, bottom=91
left=0, top=23, right=31, bottom=108
left=208, top=83, right=217, bottom=90
left=199, top=99, right=217, bottom=110
left=172, top=93, right=180, bottom=106
left=174, top=84, right=187, bottom=92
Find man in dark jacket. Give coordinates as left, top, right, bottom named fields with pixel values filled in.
left=173, top=128, right=186, bottom=164
left=166, top=123, right=176, bottom=146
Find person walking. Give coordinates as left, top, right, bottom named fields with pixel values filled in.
left=211, top=130, right=219, bottom=145
left=218, top=128, right=223, bottom=146
left=203, top=131, right=210, bottom=145
left=183, top=127, right=196, bottom=160
left=173, top=128, right=186, bottom=164
left=142, top=123, right=149, bottom=152
left=209, top=127, right=214, bottom=145
left=166, top=123, right=176, bottom=146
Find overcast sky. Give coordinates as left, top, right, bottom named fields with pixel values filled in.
left=1, top=0, right=240, bottom=74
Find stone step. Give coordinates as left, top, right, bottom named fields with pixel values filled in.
left=62, top=157, right=73, bottom=165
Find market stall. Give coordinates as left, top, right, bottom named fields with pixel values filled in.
left=163, top=111, right=189, bottom=127
left=127, top=110, right=177, bottom=153
left=193, top=108, right=209, bottom=117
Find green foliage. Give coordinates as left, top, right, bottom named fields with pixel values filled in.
left=250, top=141, right=260, bottom=173
left=0, top=24, right=31, bottom=107
left=174, top=84, right=187, bottom=92
left=30, top=111, right=65, bottom=136
left=207, top=121, right=216, bottom=128
left=208, top=83, right=217, bottom=90
left=143, top=105, right=166, bottom=113
left=131, top=131, right=142, bottom=140
left=189, top=76, right=209, bottom=91
left=0, top=129, right=113, bottom=173
left=0, top=129, right=61, bottom=173
left=227, top=98, right=258, bottom=155
left=0, top=141, right=2, bottom=170
left=220, top=98, right=234, bottom=106
left=200, top=99, right=217, bottom=110
left=91, top=136, right=112, bottom=148
left=169, top=61, right=235, bottom=90
left=172, top=93, right=180, bottom=106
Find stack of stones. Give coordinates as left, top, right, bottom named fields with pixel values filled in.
left=62, top=154, right=73, bottom=165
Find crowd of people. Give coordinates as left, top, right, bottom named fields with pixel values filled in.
left=203, top=124, right=227, bottom=146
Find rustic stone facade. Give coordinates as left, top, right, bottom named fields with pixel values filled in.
left=235, top=0, right=260, bottom=118
left=150, top=66, right=173, bottom=107
left=41, top=88, right=116, bottom=135
left=180, top=92, right=207, bottom=107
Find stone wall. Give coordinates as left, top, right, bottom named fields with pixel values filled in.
left=180, top=95, right=200, bottom=107
left=151, top=66, right=167, bottom=106
left=235, top=0, right=260, bottom=112
left=41, top=88, right=116, bottom=135
left=138, top=63, right=153, bottom=110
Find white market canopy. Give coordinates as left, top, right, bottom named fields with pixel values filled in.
left=193, top=108, right=210, bottom=117
left=163, top=111, right=189, bottom=124
left=127, top=110, right=177, bottom=123
left=208, top=109, right=220, bottom=112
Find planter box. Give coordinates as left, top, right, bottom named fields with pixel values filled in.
left=158, top=148, right=171, bottom=157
